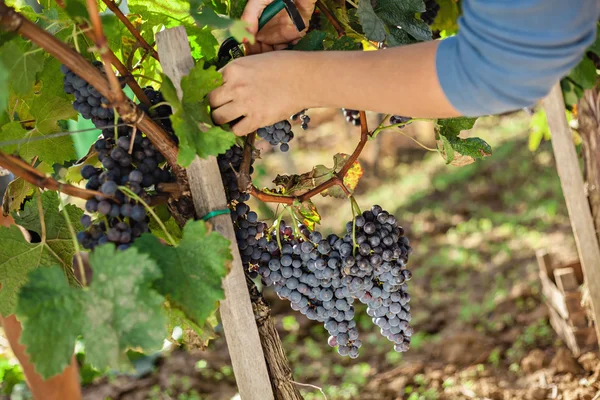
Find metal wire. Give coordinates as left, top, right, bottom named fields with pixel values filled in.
left=0, top=117, right=172, bottom=148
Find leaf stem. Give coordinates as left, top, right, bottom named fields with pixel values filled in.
left=59, top=195, right=86, bottom=286
left=35, top=189, right=46, bottom=243
left=118, top=186, right=177, bottom=246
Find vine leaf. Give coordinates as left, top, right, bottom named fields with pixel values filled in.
left=63, top=0, right=88, bottom=20
left=83, top=245, right=167, bottom=370
left=293, top=31, right=327, bottom=51
left=188, top=2, right=252, bottom=43
left=161, top=61, right=237, bottom=166
left=568, top=57, right=597, bottom=90
left=357, top=0, right=386, bottom=42
left=2, top=177, right=34, bottom=215
left=294, top=200, right=321, bottom=230
left=328, top=36, right=362, bottom=51
left=134, top=220, right=230, bottom=326
left=15, top=245, right=168, bottom=378
left=437, top=117, right=477, bottom=138
left=322, top=153, right=363, bottom=198
left=358, top=0, right=430, bottom=45
left=0, top=191, right=83, bottom=316
left=16, top=267, right=85, bottom=379
left=0, top=39, right=45, bottom=96
left=0, top=60, right=8, bottom=112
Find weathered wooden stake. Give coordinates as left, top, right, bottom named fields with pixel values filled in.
left=156, top=27, right=275, bottom=400
left=542, top=83, right=600, bottom=347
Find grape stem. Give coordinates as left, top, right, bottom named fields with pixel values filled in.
left=315, top=0, right=345, bottom=38
left=0, top=151, right=113, bottom=202
left=372, top=118, right=438, bottom=152
left=0, top=3, right=181, bottom=169
left=238, top=132, right=256, bottom=191
left=101, top=0, right=160, bottom=62
left=118, top=186, right=177, bottom=246
left=250, top=111, right=369, bottom=204
left=59, top=195, right=86, bottom=287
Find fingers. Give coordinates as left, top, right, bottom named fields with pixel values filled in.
left=212, top=101, right=245, bottom=126
left=241, top=0, right=275, bottom=35
left=243, top=41, right=275, bottom=56
left=207, top=85, right=233, bottom=109
left=230, top=115, right=258, bottom=136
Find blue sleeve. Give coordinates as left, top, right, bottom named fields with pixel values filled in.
left=436, top=0, right=600, bottom=117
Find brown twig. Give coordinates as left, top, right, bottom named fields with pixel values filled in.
left=86, top=0, right=126, bottom=106
left=0, top=4, right=179, bottom=168
left=250, top=111, right=368, bottom=204
left=0, top=151, right=110, bottom=201
left=315, top=0, right=345, bottom=37
left=237, top=132, right=256, bottom=192
left=101, top=0, right=159, bottom=62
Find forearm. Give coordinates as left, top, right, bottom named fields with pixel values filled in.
left=299, top=40, right=460, bottom=118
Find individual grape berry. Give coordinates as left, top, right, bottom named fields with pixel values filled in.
left=342, top=109, right=361, bottom=126
left=420, top=0, right=440, bottom=25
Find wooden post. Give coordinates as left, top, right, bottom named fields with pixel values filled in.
left=156, top=27, right=274, bottom=400
left=542, top=83, right=600, bottom=347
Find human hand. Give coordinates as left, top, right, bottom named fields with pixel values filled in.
left=241, top=0, right=317, bottom=55
left=209, top=51, right=309, bottom=136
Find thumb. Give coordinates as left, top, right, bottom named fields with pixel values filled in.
left=240, top=0, right=275, bottom=34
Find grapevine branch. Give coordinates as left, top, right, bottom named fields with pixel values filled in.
left=55, top=13, right=152, bottom=106
left=100, top=0, right=160, bottom=62
left=315, top=0, right=345, bottom=37
left=250, top=111, right=367, bottom=204
left=0, top=4, right=180, bottom=170
left=237, top=132, right=256, bottom=191
left=0, top=151, right=108, bottom=201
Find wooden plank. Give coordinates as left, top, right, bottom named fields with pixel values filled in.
left=561, top=260, right=584, bottom=283
left=540, top=271, right=571, bottom=319
left=536, top=250, right=556, bottom=282
left=548, top=305, right=583, bottom=356
left=156, top=27, right=275, bottom=400
left=542, top=83, right=600, bottom=347
left=554, top=267, right=580, bottom=293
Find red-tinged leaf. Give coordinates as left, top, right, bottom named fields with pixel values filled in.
left=321, top=153, right=364, bottom=198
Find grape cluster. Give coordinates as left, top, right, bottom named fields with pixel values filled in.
left=389, top=115, right=412, bottom=128
left=61, top=63, right=122, bottom=129
left=257, top=120, right=295, bottom=152
left=141, top=86, right=176, bottom=135
left=291, top=110, right=311, bottom=130
left=421, top=0, right=440, bottom=25
left=76, top=123, right=173, bottom=250
left=342, top=109, right=361, bottom=126
left=217, top=145, right=254, bottom=203
left=250, top=206, right=413, bottom=357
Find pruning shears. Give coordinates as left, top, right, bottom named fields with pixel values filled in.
left=216, top=0, right=306, bottom=69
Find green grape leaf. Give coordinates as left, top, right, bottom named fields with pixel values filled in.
left=63, top=0, right=88, bottom=20
left=328, top=36, right=361, bottom=51
left=437, top=135, right=492, bottom=166
left=229, top=0, right=247, bottom=19
left=134, top=220, right=230, bottom=326
left=528, top=108, right=551, bottom=152
left=430, top=0, right=459, bottom=34
left=15, top=267, right=84, bottom=378
left=569, top=57, right=597, bottom=90
left=1, top=177, right=34, bottom=215
left=293, top=31, right=327, bottom=51
left=161, top=62, right=236, bottom=166
left=0, top=59, right=8, bottom=112
left=0, top=96, right=77, bottom=165
left=437, top=117, right=477, bottom=138
left=83, top=245, right=167, bottom=369
left=437, top=134, right=454, bottom=164
left=357, top=0, right=387, bottom=42
left=188, top=3, right=252, bottom=43
left=561, top=78, right=583, bottom=108
left=149, top=216, right=183, bottom=245
left=168, top=308, right=219, bottom=350
left=0, top=191, right=83, bottom=316
left=0, top=40, right=45, bottom=96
